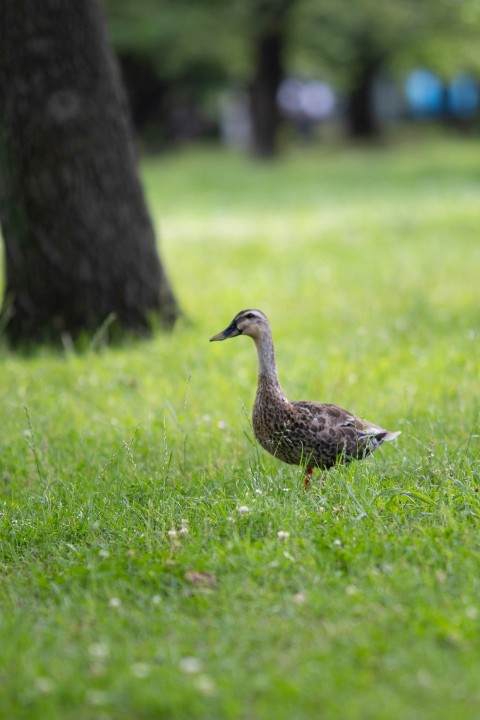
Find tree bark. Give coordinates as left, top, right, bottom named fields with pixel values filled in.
left=0, top=0, right=178, bottom=346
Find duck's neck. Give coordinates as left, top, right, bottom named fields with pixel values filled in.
left=253, top=330, right=287, bottom=399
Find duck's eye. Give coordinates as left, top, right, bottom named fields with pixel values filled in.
left=246, top=313, right=254, bottom=319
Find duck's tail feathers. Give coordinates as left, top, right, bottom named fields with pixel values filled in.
left=358, top=428, right=401, bottom=448
left=375, top=430, right=402, bottom=445
left=379, top=430, right=401, bottom=443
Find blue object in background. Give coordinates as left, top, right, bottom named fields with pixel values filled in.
left=447, top=74, right=479, bottom=118
left=405, top=69, right=444, bottom=117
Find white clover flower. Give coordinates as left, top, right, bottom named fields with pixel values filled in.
left=194, top=674, right=216, bottom=695
left=86, top=690, right=109, bottom=706
left=108, top=597, right=121, bottom=608
left=167, top=529, right=178, bottom=538
left=293, top=592, right=306, bottom=604
left=179, top=656, right=202, bottom=674
left=35, top=677, right=54, bottom=694
left=237, top=505, right=249, bottom=513
left=277, top=530, right=290, bottom=540
left=131, top=663, right=150, bottom=678
left=89, top=642, right=109, bottom=660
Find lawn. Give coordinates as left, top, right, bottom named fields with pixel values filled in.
left=1, top=133, right=479, bottom=719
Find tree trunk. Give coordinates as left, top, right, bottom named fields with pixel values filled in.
left=250, top=1, right=291, bottom=159
left=250, top=32, right=284, bottom=158
left=346, top=57, right=381, bottom=140
left=0, top=0, right=178, bottom=346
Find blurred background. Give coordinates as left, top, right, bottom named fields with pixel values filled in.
left=104, top=0, right=480, bottom=157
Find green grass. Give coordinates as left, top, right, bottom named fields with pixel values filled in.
left=1, top=134, right=480, bottom=719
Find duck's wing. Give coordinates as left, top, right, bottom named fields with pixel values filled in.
left=289, top=401, right=400, bottom=461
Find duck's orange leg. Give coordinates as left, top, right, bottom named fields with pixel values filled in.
left=304, top=466, right=314, bottom=488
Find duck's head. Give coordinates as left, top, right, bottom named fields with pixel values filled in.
left=210, top=309, right=269, bottom=342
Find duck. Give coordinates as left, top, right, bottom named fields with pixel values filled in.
left=210, top=309, right=400, bottom=486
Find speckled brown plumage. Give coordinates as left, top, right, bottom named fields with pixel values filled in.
left=210, top=309, right=400, bottom=484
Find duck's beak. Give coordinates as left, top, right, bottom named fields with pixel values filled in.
left=209, top=320, right=242, bottom=342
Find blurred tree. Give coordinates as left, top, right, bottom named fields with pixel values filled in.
left=104, top=0, right=295, bottom=157
left=104, top=0, right=231, bottom=145
left=0, top=0, right=178, bottom=346
left=293, top=0, right=480, bottom=138
left=248, top=0, right=294, bottom=157
left=103, top=0, right=480, bottom=151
